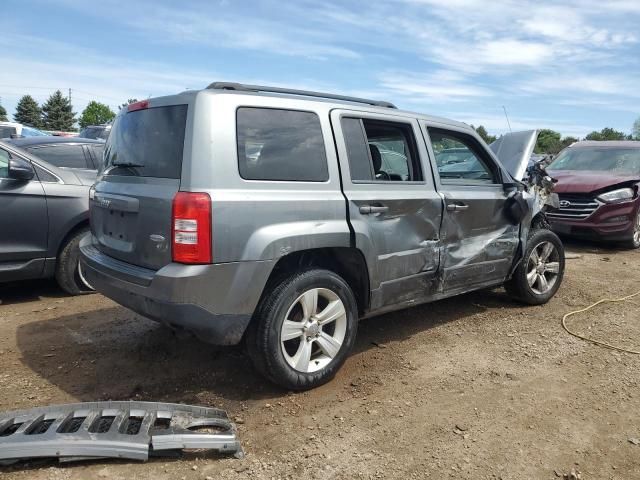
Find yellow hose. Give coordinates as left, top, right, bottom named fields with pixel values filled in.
left=562, top=290, right=640, bottom=355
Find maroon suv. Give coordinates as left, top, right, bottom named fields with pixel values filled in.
left=546, top=141, right=640, bottom=248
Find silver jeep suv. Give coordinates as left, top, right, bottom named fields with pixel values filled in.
left=81, top=82, right=564, bottom=390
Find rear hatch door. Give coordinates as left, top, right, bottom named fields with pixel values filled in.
left=91, top=103, right=188, bottom=270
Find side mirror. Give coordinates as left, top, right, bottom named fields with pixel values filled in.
left=8, top=157, right=35, bottom=181
left=504, top=190, right=529, bottom=224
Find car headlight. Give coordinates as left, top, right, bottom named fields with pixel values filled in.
left=596, top=187, right=634, bottom=204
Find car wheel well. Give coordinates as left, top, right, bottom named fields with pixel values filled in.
left=56, top=220, right=90, bottom=257
left=531, top=212, right=551, bottom=232
left=262, top=248, right=370, bottom=316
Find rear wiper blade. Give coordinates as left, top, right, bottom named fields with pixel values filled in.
left=112, top=161, right=144, bottom=167
left=104, top=162, right=144, bottom=175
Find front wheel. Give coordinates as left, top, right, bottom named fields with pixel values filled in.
left=505, top=229, right=565, bottom=305
left=246, top=269, right=358, bottom=390
left=622, top=210, right=640, bottom=249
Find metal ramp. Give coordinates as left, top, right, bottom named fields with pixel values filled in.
left=0, top=401, right=242, bottom=463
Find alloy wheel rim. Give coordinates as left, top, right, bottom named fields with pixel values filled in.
left=526, top=241, right=560, bottom=295
left=634, top=211, right=640, bottom=245
left=280, top=288, right=347, bottom=373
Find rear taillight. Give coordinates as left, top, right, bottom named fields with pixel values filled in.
left=172, top=192, right=212, bottom=264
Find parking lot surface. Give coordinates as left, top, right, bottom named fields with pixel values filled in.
left=1, top=240, right=639, bottom=479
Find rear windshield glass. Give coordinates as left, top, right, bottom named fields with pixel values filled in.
left=104, top=105, right=187, bottom=178
left=550, top=147, right=640, bottom=175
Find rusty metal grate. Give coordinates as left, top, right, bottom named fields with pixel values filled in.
left=0, top=401, right=242, bottom=463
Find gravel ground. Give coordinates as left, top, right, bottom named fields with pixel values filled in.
left=0, top=239, right=639, bottom=480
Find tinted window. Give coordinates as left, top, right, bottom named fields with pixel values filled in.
left=237, top=108, right=328, bottom=182
left=0, top=149, right=9, bottom=178
left=0, top=126, right=17, bottom=139
left=27, top=144, right=89, bottom=169
left=341, top=117, right=373, bottom=181
left=341, top=118, right=422, bottom=182
left=91, top=144, right=105, bottom=168
left=80, top=126, right=110, bottom=140
left=34, top=164, right=58, bottom=182
left=430, top=129, right=498, bottom=185
left=104, top=105, right=187, bottom=178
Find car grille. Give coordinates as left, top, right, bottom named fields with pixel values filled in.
left=547, top=195, right=600, bottom=220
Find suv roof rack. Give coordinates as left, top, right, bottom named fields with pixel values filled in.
left=207, top=82, right=397, bottom=109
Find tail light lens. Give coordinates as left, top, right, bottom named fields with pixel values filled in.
left=127, top=100, right=149, bottom=112
left=172, top=192, right=212, bottom=264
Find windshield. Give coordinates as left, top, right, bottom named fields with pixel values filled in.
left=21, top=126, right=49, bottom=137
left=549, top=147, right=640, bottom=175
left=104, top=105, right=187, bottom=178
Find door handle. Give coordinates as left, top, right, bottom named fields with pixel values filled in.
left=360, top=205, right=389, bottom=215
left=446, top=202, right=469, bottom=212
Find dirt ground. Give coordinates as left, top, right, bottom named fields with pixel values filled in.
left=1, top=239, right=639, bottom=480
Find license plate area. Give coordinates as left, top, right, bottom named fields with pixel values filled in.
left=101, top=209, right=137, bottom=245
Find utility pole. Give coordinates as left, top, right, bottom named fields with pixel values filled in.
left=68, top=88, right=72, bottom=104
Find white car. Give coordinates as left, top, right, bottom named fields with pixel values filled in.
left=0, top=122, right=49, bottom=139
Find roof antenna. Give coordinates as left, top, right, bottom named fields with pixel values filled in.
left=502, top=105, right=512, bottom=133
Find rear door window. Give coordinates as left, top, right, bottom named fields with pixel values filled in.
left=236, top=107, right=329, bottom=182
left=90, top=144, right=105, bottom=169
left=341, top=117, right=422, bottom=182
left=104, top=105, right=187, bottom=178
left=27, top=144, right=90, bottom=169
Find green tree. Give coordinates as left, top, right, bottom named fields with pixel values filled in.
left=584, top=127, right=627, bottom=141
left=42, top=90, right=76, bottom=131
left=473, top=125, right=497, bottom=144
left=13, top=95, right=42, bottom=127
left=0, top=102, right=7, bottom=122
left=118, top=98, right=139, bottom=110
left=632, top=118, right=640, bottom=140
left=559, top=136, right=578, bottom=150
left=79, top=101, right=115, bottom=128
left=534, top=129, right=562, bottom=154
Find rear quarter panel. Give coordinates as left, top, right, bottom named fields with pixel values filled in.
left=182, top=92, right=351, bottom=264
left=40, top=173, right=90, bottom=257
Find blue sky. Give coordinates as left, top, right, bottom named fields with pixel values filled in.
left=1, top=0, right=639, bottom=137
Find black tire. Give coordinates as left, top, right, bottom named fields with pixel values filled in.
left=55, top=228, right=94, bottom=295
left=505, top=229, right=565, bottom=305
left=622, top=210, right=640, bottom=249
left=246, top=269, right=358, bottom=390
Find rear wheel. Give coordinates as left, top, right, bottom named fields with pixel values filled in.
left=246, top=269, right=358, bottom=390
left=55, top=228, right=94, bottom=295
left=505, top=229, right=565, bottom=305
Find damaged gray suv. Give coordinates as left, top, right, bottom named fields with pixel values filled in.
left=81, top=83, right=564, bottom=390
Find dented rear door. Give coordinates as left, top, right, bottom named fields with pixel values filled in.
left=331, top=110, right=442, bottom=310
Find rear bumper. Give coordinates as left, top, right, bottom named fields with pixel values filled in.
left=549, top=199, right=639, bottom=242
left=79, top=237, right=274, bottom=345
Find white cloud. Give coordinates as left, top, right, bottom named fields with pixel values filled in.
left=2, top=0, right=638, bottom=137
left=477, top=40, right=553, bottom=66
left=377, top=70, right=492, bottom=102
